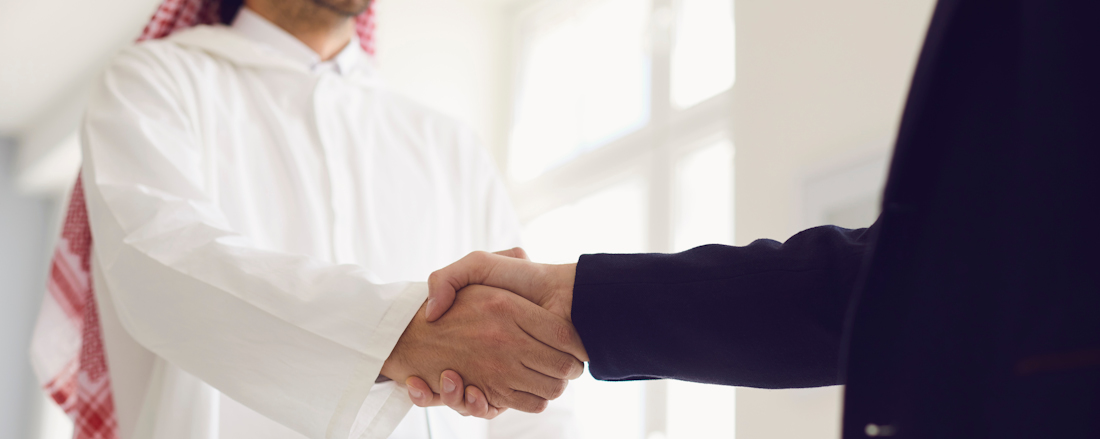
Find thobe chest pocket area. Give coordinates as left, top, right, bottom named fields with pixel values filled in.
left=307, top=74, right=458, bottom=275
left=192, top=63, right=474, bottom=279
left=199, top=70, right=335, bottom=260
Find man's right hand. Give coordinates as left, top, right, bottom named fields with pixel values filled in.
left=380, top=284, right=584, bottom=413
left=424, top=251, right=580, bottom=348
left=404, top=251, right=586, bottom=417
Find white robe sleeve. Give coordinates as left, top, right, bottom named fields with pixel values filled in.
left=81, top=46, right=422, bottom=439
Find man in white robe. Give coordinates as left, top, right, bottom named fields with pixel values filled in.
left=75, top=0, right=585, bottom=438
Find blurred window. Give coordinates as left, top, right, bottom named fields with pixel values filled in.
left=673, top=140, right=734, bottom=251
left=522, top=179, right=647, bottom=262
left=507, top=0, right=737, bottom=438
left=667, top=380, right=737, bottom=439
left=509, top=0, right=651, bottom=181
left=671, top=0, right=735, bottom=108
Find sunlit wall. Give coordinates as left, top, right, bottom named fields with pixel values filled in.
left=0, top=141, right=54, bottom=439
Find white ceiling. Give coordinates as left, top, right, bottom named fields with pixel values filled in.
left=0, top=0, right=161, bottom=135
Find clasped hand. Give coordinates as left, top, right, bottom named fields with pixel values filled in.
left=380, top=248, right=582, bottom=419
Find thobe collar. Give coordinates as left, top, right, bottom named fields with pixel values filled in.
left=231, top=7, right=363, bottom=75
left=163, top=15, right=382, bottom=84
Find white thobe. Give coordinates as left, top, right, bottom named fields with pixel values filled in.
left=81, top=9, right=576, bottom=439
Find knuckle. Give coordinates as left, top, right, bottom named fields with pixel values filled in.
left=485, top=359, right=509, bottom=376
left=552, top=322, right=576, bottom=348
left=556, top=356, right=577, bottom=378
left=484, top=293, right=513, bottom=314
left=469, top=250, right=491, bottom=264
left=548, top=379, right=567, bottom=399
left=482, top=329, right=511, bottom=349
left=485, top=387, right=509, bottom=408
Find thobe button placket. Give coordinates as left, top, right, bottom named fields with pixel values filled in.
left=864, top=423, right=897, bottom=437
left=312, top=74, right=356, bottom=264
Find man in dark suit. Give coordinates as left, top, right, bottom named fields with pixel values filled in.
left=403, top=0, right=1100, bottom=436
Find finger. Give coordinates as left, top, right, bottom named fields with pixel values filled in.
left=426, top=252, right=542, bottom=321
left=509, top=367, right=569, bottom=401
left=405, top=377, right=443, bottom=407
left=464, top=386, right=506, bottom=419
left=464, top=385, right=488, bottom=418
left=512, top=297, right=589, bottom=361
left=462, top=387, right=492, bottom=420
left=439, top=370, right=469, bottom=416
left=522, top=344, right=585, bottom=380
left=500, top=390, right=550, bottom=414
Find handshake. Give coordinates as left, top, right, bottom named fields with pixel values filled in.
left=379, top=248, right=584, bottom=419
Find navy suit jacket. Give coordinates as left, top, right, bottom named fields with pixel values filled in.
left=571, top=0, right=1100, bottom=437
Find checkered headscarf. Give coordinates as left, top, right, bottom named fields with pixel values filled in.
left=30, top=2, right=378, bottom=439
left=137, top=0, right=378, bottom=54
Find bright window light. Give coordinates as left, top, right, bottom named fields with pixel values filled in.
left=521, top=179, right=648, bottom=439
left=673, top=140, right=734, bottom=251
left=509, top=0, right=651, bottom=181
left=666, top=380, right=736, bottom=439
left=521, top=179, right=648, bottom=263
left=670, top=0, right=735, bottom=109
left=574, top=369, right=646, bottom=439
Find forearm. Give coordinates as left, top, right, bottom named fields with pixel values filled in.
left=572, top=223, right=877, bottom=388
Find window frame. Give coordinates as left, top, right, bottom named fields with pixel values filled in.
left=501, top=0, right=737, bottom=437
left=504, top=0, right=735, bottom=251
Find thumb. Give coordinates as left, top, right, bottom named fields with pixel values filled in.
left=493, top=246, right=529, bottom=261
left=424, top=248, right=531, bottom=321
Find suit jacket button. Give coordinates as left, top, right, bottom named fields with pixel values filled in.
left=865, top=423, right=897, bottom=437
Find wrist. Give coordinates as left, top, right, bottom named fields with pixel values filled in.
left=547, top=263, right=577, bottom=321
left=380, top=303, right=422, bottom=381
left=380, top=355, right=401, bottom=382
left=380, top=341, right=407, bottom=381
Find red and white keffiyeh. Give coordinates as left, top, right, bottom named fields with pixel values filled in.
left=137, top=0, right=378, bottom=53
left=29, top=2, right=377, bottom=438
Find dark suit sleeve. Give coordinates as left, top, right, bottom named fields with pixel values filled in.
left=571, top=221, right=877, bottom=389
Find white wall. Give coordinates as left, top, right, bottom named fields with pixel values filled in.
left=733, top=0, right=936, bottom=242
left=730, top=0, right=936, bottom=438
left=373, top=0, right=509, bottom=165
left=0, top=139, right=54, bottom=439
